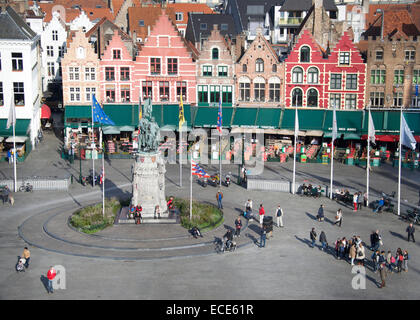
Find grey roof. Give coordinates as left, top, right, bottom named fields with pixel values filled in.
left=185, top=13, right=238, bottom=44
left=0, top=6, right=37, bottom=40
left=279, top=0, right=337, bottom=12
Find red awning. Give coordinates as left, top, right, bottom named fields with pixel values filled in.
left=41, top=104, right=51, bottom=119
left=361, top=134, right=399, bottom=142
left=415, top=136, right=420, bottom=143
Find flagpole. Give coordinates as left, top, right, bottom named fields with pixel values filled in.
left=12, top=112, right=17, bottom=193
left=219, top=130, right=222, bottom=187
left=292, top=107, right=297, bottom=194
left=101, top=127, right=105, bottom=218
left=91, top=100, right=95, bottom=187
left=179, top=124, right=183, bottom=188
left=190, top=151, right=192, bottom=221
left=398, top=107, right=403, bottom=216
left=367, top=107, right=371, bottom=207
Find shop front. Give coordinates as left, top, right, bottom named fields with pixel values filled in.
left=0, top=119, right=31, bottom=162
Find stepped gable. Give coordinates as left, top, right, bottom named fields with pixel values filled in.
left=102, top=29, right=134, bottom=60
left=285, top=29, right=325, bottom=65
left=327, top=31, right=365, bottom=72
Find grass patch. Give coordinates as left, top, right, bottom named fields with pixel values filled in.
left=171, top=197, right=224, bottom=232
left=70, top=197, right=124, bottom=234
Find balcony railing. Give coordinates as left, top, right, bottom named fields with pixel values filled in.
left=278, top=17, right=303, bottom=25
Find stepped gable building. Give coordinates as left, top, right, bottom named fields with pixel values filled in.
left=196, top=24, right=235, bottom=108
left=284, top=29, right=366, bottom=109
left=235, top=30, right=283, bottom=107
left=99, top=29, right=135, bottom=104
left=133, top=10, right=197, bottom=105
left=61, top=29, right=99, bottom=106
left=362, top=6, right=420, bottom=108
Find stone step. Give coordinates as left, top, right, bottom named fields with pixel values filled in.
left=118, top=218, right=178, bottom=224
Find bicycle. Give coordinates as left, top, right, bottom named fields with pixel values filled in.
left=19, top=182, right=33, bottom=192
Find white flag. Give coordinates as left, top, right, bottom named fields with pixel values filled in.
left=368, top=111, right=376, bottom=144
left=332, top=104, right=337, bottom=141
left=294, top=108, right=299, bottom=137
left=6, top=96, right=16, bottom=130
left=401, top=114, right=416, bottom=150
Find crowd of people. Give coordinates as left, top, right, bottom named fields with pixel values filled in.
left=310, top=227, right=412, bottom=288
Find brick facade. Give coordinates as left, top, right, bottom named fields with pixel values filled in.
left=196, top=24, right=235, bottom=107
left=235, top=32, right=283, bottom=107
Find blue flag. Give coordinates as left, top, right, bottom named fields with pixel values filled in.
left=92, top=94, right=115, bottom=125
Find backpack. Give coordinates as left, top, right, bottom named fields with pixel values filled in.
left=390, top=256, right=396, bottom=264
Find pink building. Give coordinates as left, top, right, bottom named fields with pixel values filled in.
left=133, top=11, right=197, bottom=105
left=99, top=30, right=135, bottom=104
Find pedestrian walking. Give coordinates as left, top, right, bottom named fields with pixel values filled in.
left=363, top=191, right=368, bottom=207
left=319, top=231, right=328, bottom=251
left=403, top=250, right=409, bottom=272
left=372, top=250, right=380, bottom=272
left=310, top=228, right=317, bottom=248
left=334, top=209, right=343, bottom=227
left=260, top=226, right=266, bottom=248
left=370, top=230, right=382, bottom=251
left=353, top=193, right=358, bottom=211
left=396, top=248, right=403, bottom=273
left=47, top=266, right=56, bottom=294
left=406, top=223, right=415, bottom=243
left=356, top=243, right=365, bottom=266
left=386, top=251, right=395, bottom=273
left=349, top=242, right=357, bottom=266
left=357, top=192, right=363, bottom=210
left=234, top=216, right=242, bottom=238
left=379, top=257, right=387, bottom=288
left=259, top=204, right=265, bottom=225
left=216, top=190, right=223, bottom=210
left=275, top=204, right=284, bottom=228
left=8, top=192, right=14, bottom=206
left=21, top=247, right=30, bottom=269
left=244, top=199, right=253, bottom=220
left=154, top=205, right=160, bottom=219
left=316, top=204, right=324, bottom=222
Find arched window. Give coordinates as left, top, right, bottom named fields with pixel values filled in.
left=212, top=48, right=219, bottom=59
left=242, top=64, right=247, bottom=72
left=292, top=67, right=303, bottom=83
left=307, top=89, right=318, bottom=107
left=256, top=58, right=264, bottom=72
left=291, top=88, right=303, bottom=107
left=307, top=67, right=319, bottom=84
left=300, top=46, right=310, bottom=62
left=253, top=77, right=266, bottom=102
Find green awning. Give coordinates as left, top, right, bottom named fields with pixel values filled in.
left=405, top=112, right=420, bottom=135
left=343, top=133, right=361, bottom=140
left=119, top=125, right=135, bottom=131
left=103, top=104, right=139, bottom=127
left=0, top=119, right=31, bottom=136
left=232, top=108, right=258, bottom=127
left=64, top=105, right=91, bottom=120
left=102, top=126, right=120, bottom=134
left=193, top=107, right=233, bottom=128
left=281, top=109, right=325, bottom=130
left=161, top=104, right=191, bottom=127
left=256, top=108, right=281, bottom=128
left=324, top=110, right=362, bottom=134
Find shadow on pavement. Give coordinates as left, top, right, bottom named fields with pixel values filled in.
left=40, top=275, right=49, bottom=293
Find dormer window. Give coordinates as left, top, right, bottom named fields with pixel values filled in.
left=212, top=48, right=219, bottom=60
left=300, top=46, right=310, bottom=62
left=339, top=52, right=350, bottom=65
left=175, top=12, right=183, bottom=21
left=113, top=50, right=121, bottom=60
left=200, top=23, right=207, bottom=30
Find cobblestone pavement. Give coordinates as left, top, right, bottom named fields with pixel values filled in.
left=0, top=130, right=419, bottom=299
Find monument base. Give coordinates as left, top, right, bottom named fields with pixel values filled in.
left=116, top=207, right=180, bottom=224
left=131, top=151, right=168, bottom=220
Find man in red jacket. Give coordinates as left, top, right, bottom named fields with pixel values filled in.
left=259, top=204, right=265, bottom=225
left=47, top=266, right=56, bottom=294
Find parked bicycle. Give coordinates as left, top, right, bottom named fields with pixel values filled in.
left=19, top=182, right=33, bottom=192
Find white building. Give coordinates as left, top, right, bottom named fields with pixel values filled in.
left=0, top=5, right=42, bottom=147
left=40, top=11, right=68, bottom=91
left=70, top=10, right=94, bottom=33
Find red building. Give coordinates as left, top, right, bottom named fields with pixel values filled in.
left=133, top=11, right=197, bottom=105
left=284, top=30, right=366, bottom=109
left=99, top=30, right=135, bottom=104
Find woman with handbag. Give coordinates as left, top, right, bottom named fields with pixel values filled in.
left=356, top=243, right=365, bottom=266
left=334, top=209, right=342, bottom=227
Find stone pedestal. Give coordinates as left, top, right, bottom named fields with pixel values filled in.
left=131, top=151, right=167, bottom=219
